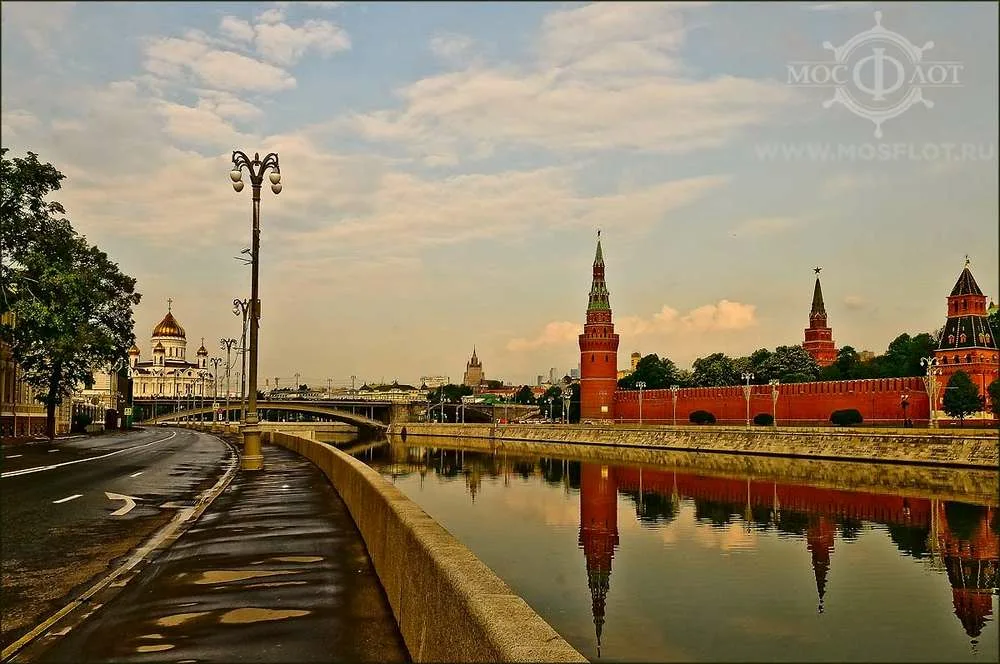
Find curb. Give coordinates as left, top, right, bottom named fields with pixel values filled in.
left=1, top=431, right=241, bottom=663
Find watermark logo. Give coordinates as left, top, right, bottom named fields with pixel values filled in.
left=787, top=11, right=963, bottom=137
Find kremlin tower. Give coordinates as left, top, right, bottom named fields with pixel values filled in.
left=802, top=268, right=837, bottom=367
left=579, top=232, right=620, bottom=421
left=933, top=259, right=999, bottom=414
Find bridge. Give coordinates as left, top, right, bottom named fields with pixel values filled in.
left=143, top=401, right=403, bottom=432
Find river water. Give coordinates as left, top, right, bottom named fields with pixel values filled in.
left=350, top=436, right=999, bottom=662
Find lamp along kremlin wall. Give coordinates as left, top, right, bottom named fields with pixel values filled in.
left=577, top=235, right=998, bottom=426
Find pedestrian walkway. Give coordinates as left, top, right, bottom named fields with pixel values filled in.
left=26, top=444, right=410, bottom=663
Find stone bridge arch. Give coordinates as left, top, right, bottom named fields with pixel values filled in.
left=144, top=401, right=388, bottom=432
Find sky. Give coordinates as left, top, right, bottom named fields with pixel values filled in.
left=2, top=1, right=997, bottom=388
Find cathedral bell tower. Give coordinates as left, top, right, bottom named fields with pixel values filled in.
left=579, top=232, right=620, bottom=421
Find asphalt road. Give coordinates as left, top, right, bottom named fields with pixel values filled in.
left=0, top=427, right=232, bottom=650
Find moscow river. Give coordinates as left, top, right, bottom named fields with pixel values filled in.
left=349, top=436, right=999, bottom=662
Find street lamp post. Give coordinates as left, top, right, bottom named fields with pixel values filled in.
left=741, top=372, right=755, bottom=428
left=901, top=391, right=910, bottom=427
left=670, top=385, right=679, bottom=426
left=769, top=379, right=780, bottom=427
left=921, top=357, right=938, bottom=428
left=562, top=388, right=572, bottom=424
left=209, top=357, right=222, bottom=421
left=234, top=298, right=250, bottom=424
left=547, top=397, right=553, bottom=422
left=220, top=338, right=237, bottom=425
left=636, top=381, right=647, bottom=425
left=231, top=150, right=281, bottom=471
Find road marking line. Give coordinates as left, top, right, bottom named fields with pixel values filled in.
left=129, top=471, right=144, bottom=478
left=6, top=454, right=22, bottom=459
left=53, top=494, right=83, bottom=504
left=48, top=449, right=59, bottom=453
left=105, top=492, right=138, bottom=516
left=1, top=432, right=177, bottom=479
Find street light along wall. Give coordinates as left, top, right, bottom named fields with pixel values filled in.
left=230, top=150, right=281, bottom=472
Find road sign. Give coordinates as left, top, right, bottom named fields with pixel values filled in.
left=212, top=402, right=219, bottom=409
left=124, top=407, right=132, bottom=416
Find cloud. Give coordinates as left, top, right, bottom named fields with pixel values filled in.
left=219, top=16, right=255, bottom=43
left=507, top=322, right=583, bottom=352
left=0, top=108, right=39, bottom=137
left=843, top=295, right=866, bottom=310
left=343, top=3, right=794, bottom=162
left=429, top=32, right=474, bottom=62
left=254, top=18, right=350, bottom=66
left=730, top=217, right=799, bottom=237
left=144, top=36, right=296, bottom=92
left=0, top=2, right=75, bottom=53
left=511, top=300, right=758, bottom=351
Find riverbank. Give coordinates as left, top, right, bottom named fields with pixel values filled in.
left=390, top=423, right=999, bottom=469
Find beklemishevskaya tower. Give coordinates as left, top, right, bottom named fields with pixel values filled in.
left=579, top=232, right=619, bottom=421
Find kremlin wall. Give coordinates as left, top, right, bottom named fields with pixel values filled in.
left=578, top=236, right=999, bottom=426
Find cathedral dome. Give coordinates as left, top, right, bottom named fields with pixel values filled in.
left=128, top=343, right=141, bottom=356
left=197, top=338, right=208, bottom=356
left=153, top=311, right=186, bottom=339
left=153, top=342, right=165, bottom=353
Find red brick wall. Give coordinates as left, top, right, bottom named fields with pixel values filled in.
left=613, top=377, right=932, bottom=425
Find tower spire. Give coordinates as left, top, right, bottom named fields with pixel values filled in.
left=588, top=235, right=609, bottom=311
left=810, top=273, right=827, bottom=319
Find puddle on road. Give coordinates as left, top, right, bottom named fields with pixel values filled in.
left=136, top=644, right=175, bottom=653
left=194, top=569, right=299, bottom=584
left=273, top=556, right=323, bottom=563
left=139, top=633, right=165, bottom=639
left=218, top=608, right=310, bottom=624
left=156, top=611, right=211, bottom=627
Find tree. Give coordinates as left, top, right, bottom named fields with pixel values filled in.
left=988, top=378, right=1000, bottom=419
left=618, top=353, right=679, bottom=389
left=988, top=308, right=1000, bottom=339
left=762, top=346, right=819, bottom=383
left=427, top=383, right=473, bottom=404
left=513, top=385, right=535, bottom=404
left=691, top=353, right=739, bottom=387
left=942, top=371, right=982, bottom=426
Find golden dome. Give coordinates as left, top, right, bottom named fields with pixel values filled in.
left=152, top=311, right=186, bottom=339
left=128, top=343, right=141, bottom=355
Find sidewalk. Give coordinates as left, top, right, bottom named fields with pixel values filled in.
left=23, top=443, right=410, bottom=663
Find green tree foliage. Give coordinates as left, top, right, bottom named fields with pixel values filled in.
left=513, top=385, right=536, bottom=404
left=1, top=149, right=141, bottom=439
left=689, top=409, right=716, bottom=424
left=426, top=383, right=473, bottom=404
left=618, top=353, right=679, bottom=389
left=830, top=409, right=863, bottom=426
left=762, top=346, right=819, bottom=383
left=942, top=371, right=982, bottom=425
left=988, top=379, right=1000, bottom=419
left=988, top=308, right=1000, bottom=338
left=753, top=413, right=774, bottom=426
left=691, top=353, right=739, bottom=387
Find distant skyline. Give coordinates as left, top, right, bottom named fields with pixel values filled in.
left=2, top=2, right=997, bottom=387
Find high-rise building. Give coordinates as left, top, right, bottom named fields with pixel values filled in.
left=803, top=268, right=837, bottom=367
left=462, top=347, right=485, bottom=390
left=578, top=233, right=619, bottom=421
left=933, top=259, right=999, bottom=413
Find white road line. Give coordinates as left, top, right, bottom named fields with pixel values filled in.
left=1, top=432, right=178, bottom=479
left=6, top=454, right=22, bottom=459
left=48, top=449, right=59, bottom=453
left=53, top=494, right=83, bottom=504
left=129, top=471, right=144, bottom=478
left=105, top=492, right=138, bottom=516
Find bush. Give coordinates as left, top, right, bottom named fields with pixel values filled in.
left=830, top=409, right=863, bottom=427
left=689, top=410, right=716, bottom=425
left=753, top=413, right=774, bottom=426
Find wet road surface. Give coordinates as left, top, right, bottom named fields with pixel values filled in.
left=21, top=443, right=409, bottom=663
left=1, top=428, right=232, bottom=649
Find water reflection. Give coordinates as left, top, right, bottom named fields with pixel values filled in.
left=357, top=443, right=998, bottom=661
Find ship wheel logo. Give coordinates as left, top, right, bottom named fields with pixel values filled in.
left=789, top=12, right=963, bottom=138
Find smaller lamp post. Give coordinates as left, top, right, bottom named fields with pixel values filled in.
left=769, top=379, right=780, bottom=427
left=636, top=381, right=647, bottom=425
left=901, top=392, right=910, bottom=427
left=562, top=387, right=572, bottom=424
left=220, top=338, right=237, bottom=424
left=547, top=397, right=554, bottom=422
left=741, top=372, right=755, bottom=428
left=670, top=384, right=680, bottom=426
left=921, top=357, right=938, bottom=428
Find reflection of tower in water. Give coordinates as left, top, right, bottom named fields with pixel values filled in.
left=934, top=502, right=998, bottom=644
left=579, top=464, right=620, bottom=657
left=806, top=515, right=836, bottom=614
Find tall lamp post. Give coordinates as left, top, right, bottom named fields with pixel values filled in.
left=547, top=397, right=554, bottom=422
left=670, top=384, right=680, bottom=426
left=741, top=372, right=755, bottom=428
left=901, top=391, right=910, bottom=428
left=636, top=381, right=647, bottom=425
left=769, top=379, right=780, bottom=427
left=220, top=338, right=237, bottom=424
left=234, top=298, right=250, bottom=424
left=562, top=388, right=572, bottom=424
left=209, top=357, right=222, bottom=421
left=920, top=357, right=939, bottom=428
left=231, top=150, right=280, bottom=471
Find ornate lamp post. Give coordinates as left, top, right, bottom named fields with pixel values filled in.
left=636, top=381, right=647, bottom=425
left=921, top=357, right=938, bottom=428
left=562, top=387, right=572, bottom=424
left=547, top=397, right=554, bottom=422
left=220, top=338, right=237, bottom=424
left=234, top=298, right=251, bottom=424
left=769, top=379, right=780, bottom=427
left=670, top=384, right=680, bottom=426
left=231, top=150, right=280, bottom=471
left=901, top=391, right=910, bottom=427
left=741, top=372, right=755, bottom=428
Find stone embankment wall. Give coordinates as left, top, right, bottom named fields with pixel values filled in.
left=392, top=423, right=999, bottom=469
left=261, top=430, right=586, bottom=664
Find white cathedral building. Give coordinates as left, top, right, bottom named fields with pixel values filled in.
left=129, top=304, right=215, bottom=403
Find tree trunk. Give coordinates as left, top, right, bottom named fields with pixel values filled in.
left=46, top=362, right=61, bottom=440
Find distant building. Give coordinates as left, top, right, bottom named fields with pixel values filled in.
left=355, top=381, right=426, bottom=402
left=462, top=348, right=485, bottom=391
left=549, top=367, right=559, bottom=384
left=858, top=350, right=876, bottom=363
left=1, top=312, right=72, bottom=437
left=803, top=268, right=837, bottom=367
left=631, top=352, right=641, bottom=371
left=537, top=375, right=545, bottom=386
left=570, top=368, right=580, bottom=379
left=420, top=376, right=450, bottom=389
